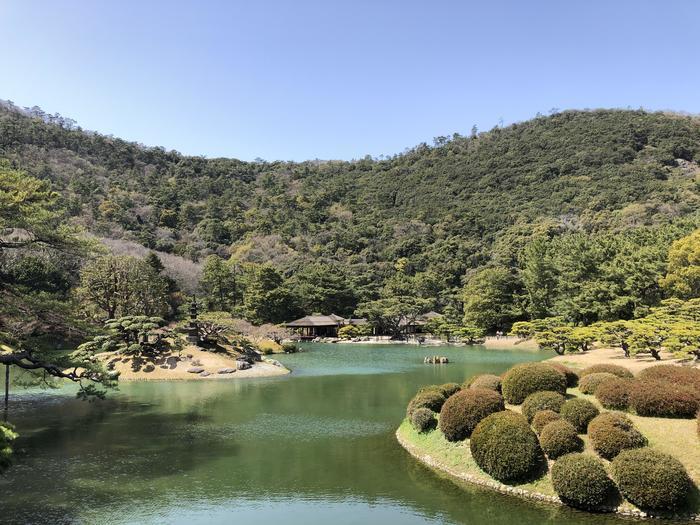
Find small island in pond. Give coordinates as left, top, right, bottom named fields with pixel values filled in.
left=398, top=360, right=700, bottom=520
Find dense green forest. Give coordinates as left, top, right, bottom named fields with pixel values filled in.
left=1, top=100, right=700, bottom=342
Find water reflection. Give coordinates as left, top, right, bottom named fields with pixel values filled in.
left=0, top=344, right=662, bottom=524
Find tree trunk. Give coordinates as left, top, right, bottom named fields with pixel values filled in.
left=650, top=349, right=661, bottom=361
left=621, top=342, right=630, bottom=358
left=3, top=365, right=9, bottom=422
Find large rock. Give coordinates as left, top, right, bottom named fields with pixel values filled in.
left=187, top=367, right=204, bottom=373
left=199, top=371, right=211, bottom=377
left=218, top=367, right=236, bottom=374
left=236, top=360, right=251, bottom=370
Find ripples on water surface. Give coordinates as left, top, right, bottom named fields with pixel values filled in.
left=0, top=344, right=655, bottom=524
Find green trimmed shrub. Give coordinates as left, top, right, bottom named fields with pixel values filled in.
left=410, top=407, right=437, bottom=433
left=438, top=382, right=462, bottom=398
left=501, top=363, right=567, bottom=404
left=470, top=411, right=543, bottom=483
left=521, top=391, right=565, bottom=422
left=532, top=409, right=562, bottom=434
left=438, top=388, right=504, bottom=441
left=406, top=389, right=446, bottom=418
left=629, top=380, right=699, bottom=418
left=465, top=374, right=502, bottom=392
left=579, top=364, right=633, bottom=379
left=552, top=453, right=616, bottom=510
left=638, top=365, right=700, bottom=396
left=560, top=398, right=599, bottom=433
left=547, top=363, right=579, bottom=388
left=612, top=449, right=691, bottom=510
left=595, top=377, right=633, bottom=410
left=578, top=372, right=617, bottom=395
left=588, top=412, right=647, bottom=459
left=539, top=420, right=583, bottom=459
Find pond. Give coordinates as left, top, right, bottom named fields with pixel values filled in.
left=0, top=344, right=645, bottom=524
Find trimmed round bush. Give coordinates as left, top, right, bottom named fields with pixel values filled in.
left=470, top=411, right=543, bottom=483
left=521, top=391, right=565, bottom=422
left=547, top=363, right=579, bottom=388
left=410, top=407, right=437, bottom=433
left=629, top=380, right=699, bottom=418
left=501, top=363, right=567, bottom=405
left=539, top=420, right=583, bottom=459
left=588, top=412, right=647, bottom=459
left=406, top=389, right=446, bottom=418
left=560, top=398, right=599, bottom=433
left=595, top=377, right=633, bottom=410
left=532, top=409, right=562, bottom=434
left=465, top=374, right=502, bottom=392
left=552, top=453, right=616, bottom=510
left=612, top=449, right=691, bottom=510
left=438, top=382, right=462, bottom=398
left=579, top=364, right=633, bottom=379
left=438, top=388, right=504, bottom=441
left=638, top=365, right=700, bottom=395
left=578, top=372, right=617, bottom=395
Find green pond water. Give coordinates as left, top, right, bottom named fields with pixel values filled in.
left=0, top=344, right=647, bottom=524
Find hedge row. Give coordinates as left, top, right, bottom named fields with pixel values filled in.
left=629, top=380, right=698, bottom=418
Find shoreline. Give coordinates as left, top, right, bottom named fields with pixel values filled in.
left=318, top=336, right=539, bottom=350
left=396, top=422, right=700, bottom=522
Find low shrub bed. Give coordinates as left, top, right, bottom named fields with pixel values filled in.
left=465, top=374, right=501, bottom=392
left=406, top=388, right=446, bottom=418
left=410, top=407, right=437, bottom=433
left=532, top=409, right=562, bottom=434
left=539, top=420, right=583, bottom=459
left=439, top=388, right=504, bottom=441
left=595, top=377, right=633, bottom=410
left=578, top=372, right=617, bottom=395
left=438, top=383, right=462, bottom=398
left=638, top=365, right=700, bottom=395
left=521, top=391, right=565, bottom=422
left=547, top=363, right=579, bottom=388
left=579, top=364, right=633, bottom=379
left=588, top=412, right=647, bottom=459
left=470, top=411, right=543, bottom=483
left=501, top=363, right=567, bottom=404
left=629, top=380, right=699, bottom=418
left=551, top=453, right=616, bottom=510
left=560, top=398, right=599, bottom=433
left=612, top=449, right=691, bottom=511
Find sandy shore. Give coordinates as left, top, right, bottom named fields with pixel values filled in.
left=103, top=346, right=290, bottom=381
left=481, top=336, right=539, bottom=350
left=547, top=346, right=698, bottom=373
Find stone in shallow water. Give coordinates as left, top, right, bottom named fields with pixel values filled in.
left=236, top=360, right=252, bottom=370
left=187, top=367, right=204, bottom=373
left=218, top=367, right=236, bottom=374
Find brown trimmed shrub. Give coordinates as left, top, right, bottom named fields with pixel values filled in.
left=539, top=420, right=583, bottom=459
left=465, top=374, right=502, bottom=392
left=438, top=382, right=462, bottom=398
left=406, top=389, right=446, bottom=418
left=410, top=407, right=437, bottom=433
left=521, top=391, right=565, bottom=422
left=637, top=365, right=700, bottom=394
left=612, top=449, right=691, bottom=510
left=579, top=364, right=633, bottom=379
left=532, top=409, right=562, bottom=434
left=588, top=412, right=647, bottom=459
left=547, top=363, right=579, bottom=387
left=560, top=398, right=599, bottom=433
left=578, top=372, right=617, bottom=395
left=629, top=380, right=699, bottom=418
left=470, top=411, right=544, bottom=483
left=552, top=453, right=616, bottom=510
left=595, top=377, right=634, bottom=410
left=501, top=363, right=567, bottom=404
left=438, top=388, right=504, bottom=441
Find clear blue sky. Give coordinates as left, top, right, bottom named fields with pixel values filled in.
left=1, top=0, right=699, bottom=161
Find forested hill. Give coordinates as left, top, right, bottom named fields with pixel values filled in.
left=1, top=101, right=700, bottom=312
